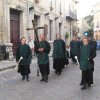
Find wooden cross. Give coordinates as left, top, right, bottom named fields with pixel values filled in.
left=26, top=20, right=44, bottom=44
left=27, top=20, right=45, bottom=77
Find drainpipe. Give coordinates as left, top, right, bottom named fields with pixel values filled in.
left=55, top=0, right=57, bottom=33
left=70, top=21, right=72, bottom=41
left=27, top=0, right=30, bottom=41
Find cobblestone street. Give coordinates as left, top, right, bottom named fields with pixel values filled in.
left=0, top=51, right=100, bottom=100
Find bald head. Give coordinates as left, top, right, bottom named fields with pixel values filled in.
left=40, top=34, right=46, bottom=41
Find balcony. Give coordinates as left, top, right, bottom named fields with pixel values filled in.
left=66, top=9, right=77, bottom=21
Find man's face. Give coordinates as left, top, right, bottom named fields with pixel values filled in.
left=56, top=34, right=61, bottom=40
left=83, top=39, right=89, bottom=46
left=21, top=38, right=26, bottom=44
left=40, top=34, right=45, bottom=41
left=73, top=37, right=77, bottom=41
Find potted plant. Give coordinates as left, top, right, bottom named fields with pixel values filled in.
left=65, top=32, right=70, bottom=48
left=65, top=32, right=69, bottom=39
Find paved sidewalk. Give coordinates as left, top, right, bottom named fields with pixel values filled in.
left=0, top=51, right=99, bottom=100
left=0, top=50, right=53, bottom=72
left=0, top=60, right=16, bottom=72
left=0, top=56, right=38, bottom=72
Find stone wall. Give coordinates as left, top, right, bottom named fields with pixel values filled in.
left=0, top=0, right=78, bottom=60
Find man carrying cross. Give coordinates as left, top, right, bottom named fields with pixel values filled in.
left=27, top=20, right=51, bottom=82
left=36, top=34, right=51, bottom=82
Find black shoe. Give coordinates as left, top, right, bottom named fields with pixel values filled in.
left=40, top=79, right=44, bottom=81
left=88, top=84, right=91, bottom=87
left=81, top=85, right=86, bottom=90
left=44, top=79, right=48, bottom=83
left=26, top=75, right=30, bottom=81
left=58, top=71, right=61, bottom=75
left=40, top=75, right=45, bottom=81
left=22, top=76, right=25, bottom=80
left=44, top=75, right=48, bottom=83
left=55, top=71, right=58, bottom=75
left=80, top=82, right=83, bottom=86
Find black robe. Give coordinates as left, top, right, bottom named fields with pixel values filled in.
left=16, top=44, right=32, bottom=75
left=80, top=44, right=96, bottom=85
left=53, top=39, right=66, bottom=72
left=35, top=41, right=51, bottom=76
left=70, top=40, right=81, bottom=63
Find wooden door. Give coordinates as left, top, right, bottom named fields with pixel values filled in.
left=10, top=9, right=20, bottom=55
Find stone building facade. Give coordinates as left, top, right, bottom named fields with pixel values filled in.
left=0, top=0, right=78, bottom=58
left=78, top=18, right=91, bottom=38
left=93, top=2, right=100, bottom=40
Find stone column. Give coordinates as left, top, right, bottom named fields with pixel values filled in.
left=0, top=0, right=4, bottom=43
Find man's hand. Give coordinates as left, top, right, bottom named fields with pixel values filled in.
left=39, top=48, right=44, bottom=52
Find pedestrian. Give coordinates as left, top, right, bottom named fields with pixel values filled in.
left=92, top=38, right=97, bottom=51
left=35, top=34, right=51, bottom=83
left=53, top=33, right=66, bottom=75
left=28, top=36, right=34, bottom=50
left=16, top=37, right=32, bottom=81
left=70, top=37, right=81, bottom=63
left=97, top=39, right=100, bottom=50
left=70, top=38, right=74, bottom=59
left=80, top=37, right=96, bottom=90
left=28, top=37, right=34, bottom=57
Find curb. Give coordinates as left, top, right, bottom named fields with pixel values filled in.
left=0, top=65, right=16, bottom=72
left=0, top=54, right=53, bottom=72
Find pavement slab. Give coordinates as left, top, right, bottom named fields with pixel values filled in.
left=0, top=51, right=99, bottom=100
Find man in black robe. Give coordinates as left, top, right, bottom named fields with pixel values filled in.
left=53, top=34, right=66, bottom=75
left=70, top=37, right=81, bottom=63
left=92, top=39, right=97, bottom=51
left=80, top=37, right=96, bottom=90
left=16, top=37, right=32, bottom=81
left=35, top=34, right=51, bottom=83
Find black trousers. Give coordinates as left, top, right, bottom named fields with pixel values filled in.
left=81, top=68, right=93, bottom=85
left=39, top=63, right=50, bottom=76
left=53, top=58, right=65, bottom=73
left=18, top=65, right=30, bottom=76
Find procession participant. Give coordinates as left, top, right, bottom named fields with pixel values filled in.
left=80, top=37, right=96, bottom=90
left=16, top=37, right=32, bottom=81
left=36, top=34, right=51, bottom=83
left=70, top=37, right=81, bottom=63
left=70, top=38, right=74, bottom=59
left=53, top=33, right=66, bottom=75
left=92, top=38, right=97, bottom=51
